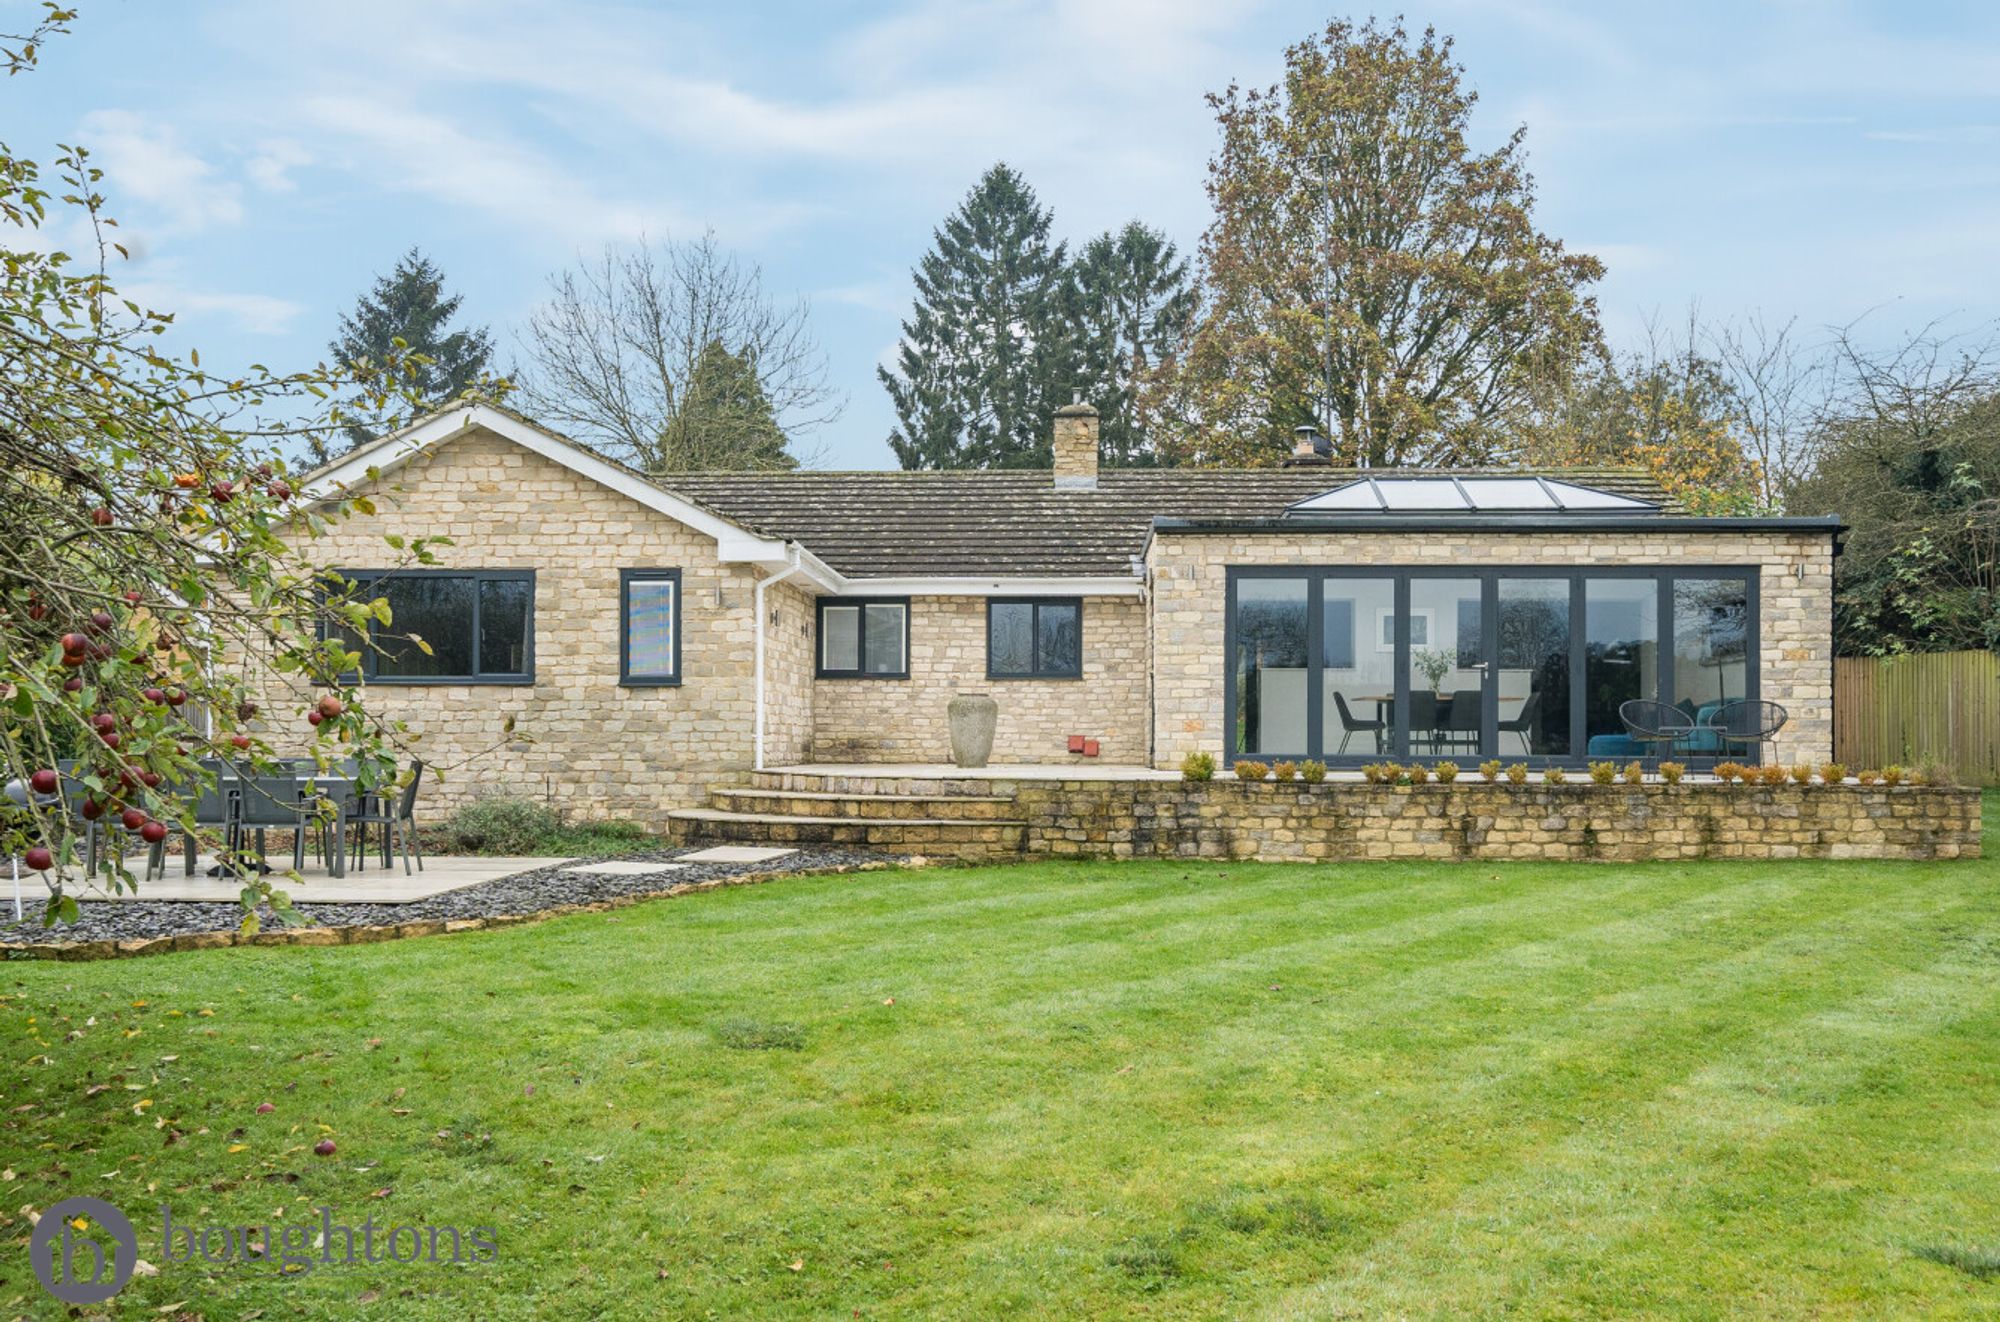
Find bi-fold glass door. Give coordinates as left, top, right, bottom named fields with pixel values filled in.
left=1226, top=566, right=1757, bottom=765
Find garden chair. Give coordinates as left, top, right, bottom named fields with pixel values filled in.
left=1499, top=691, right=1543, bottom=757
left=1439, top=688, right=1482, bottom=754
left=347, top=760, right=425, bottom=876
left=1619, top=699, right=1696, bottom=761
left=1706, top=699, right=1788, bottom=765
left=1331, top=691, right=1385, bottom=754
left=1406, top=691, right=1440, bottom=755
left=233, top=772, right=310, bottom=874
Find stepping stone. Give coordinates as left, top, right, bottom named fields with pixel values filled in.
left=676, top=845, right=798, bottom=864
left=561, top=861, right=690, bottom=876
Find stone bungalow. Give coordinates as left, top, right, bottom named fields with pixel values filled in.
left=285, top=403, right=1841, bottom=821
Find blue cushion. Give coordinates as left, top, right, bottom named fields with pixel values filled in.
left=1587, top=734, right=1647, bottom=758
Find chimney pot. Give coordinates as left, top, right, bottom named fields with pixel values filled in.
left=1284, top=425, right=1332, bottom=467
left=1053, top=401, right=1100, bottom=489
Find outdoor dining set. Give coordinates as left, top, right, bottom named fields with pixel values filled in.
left=1327, top=691, right=1788, bottom=763
left=6, top=758, right=425, bottom=884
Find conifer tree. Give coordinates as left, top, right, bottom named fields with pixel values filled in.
left=1071, top=222, right=1195, bottom=467
left=882, top=165, right=1076, bottom=469
left=325, top=248, right=493, bottom=456
left=656, top=339, right=798, bottom=471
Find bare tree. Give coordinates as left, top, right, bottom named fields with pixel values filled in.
left=514, top=233, right=843, bottom=472
left=1708, top=314, right=1837, bottom=510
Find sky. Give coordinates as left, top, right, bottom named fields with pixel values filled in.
left=8, top=0, right=2000, bottom=468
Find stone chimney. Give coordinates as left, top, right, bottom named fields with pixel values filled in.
left=1284, top=424, right=1333, bottom=467
left=1053, top=400, right=1100, bottom=490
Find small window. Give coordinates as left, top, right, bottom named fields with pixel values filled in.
left=620, top=569, right=681, bottom=685
left=329, top=570, right=534, bottom=684
left=987, top=598, right=1081, bottom=679
left=817, top=598, right=908, bottom=678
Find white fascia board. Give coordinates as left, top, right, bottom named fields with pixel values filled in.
left=298, top=404, right=793, bottom=562
left=831, top=575, right=1145, bottom=598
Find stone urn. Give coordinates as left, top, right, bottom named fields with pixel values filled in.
left=947, top=691, right=999, bottom=768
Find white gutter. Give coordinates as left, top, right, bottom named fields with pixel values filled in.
left=752, top=545, right=809, bottom=771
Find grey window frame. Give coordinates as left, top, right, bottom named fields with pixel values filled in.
left=815, top=596, right=910, bottom=679
left=328, top=568, right=536, bottom=686
left=619, top=568, right=683, bottom=687
left=1224, top=564, right=1759, bottom=767
left=986, top=597, right=1083, bottom=680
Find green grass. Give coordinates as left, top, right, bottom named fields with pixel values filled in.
left=3, top=793, right=1997, bottom=1318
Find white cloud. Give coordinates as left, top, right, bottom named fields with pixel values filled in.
left=124, top=282, right=304, bottom=335
left=246, top=138, right=312, bottom=191
left=78, top=109, right=244, bottom=233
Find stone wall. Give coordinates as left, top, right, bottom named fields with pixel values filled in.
left=1008, top=781, right=1980, bottom=863
left=1147, top=529, right=1836, bottom=768
left=811, top=595, right=1150, bottom=764
left=268, top=428, right=783, bottom=819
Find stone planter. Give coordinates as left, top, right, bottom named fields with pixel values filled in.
left=947, top=691, right=999, bottom=768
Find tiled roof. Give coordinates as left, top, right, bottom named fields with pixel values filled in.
left=665, top=467, right=1673, bottom=578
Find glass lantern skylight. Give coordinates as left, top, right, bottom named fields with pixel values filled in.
left=1287, top=476, right=1658, bottom=515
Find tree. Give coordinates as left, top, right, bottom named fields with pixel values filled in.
left=882, top=164, right=1076, bottom=470
left=325, top=247, right=493, bottom=457
left=1153, top=18, right=1604, bottom=468
left=1710, top=314, right=1834, bottom=510
left=656, top=339, right=795, bottom=471
left=1072, top=222, right=1195, bottom=467
left=515, top=234, right=837, bottom=474
left=0, top=7, right=429, bottom=926
left=1790, top=323, right=2000, bottom=654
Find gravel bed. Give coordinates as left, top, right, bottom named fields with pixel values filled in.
left=0, top=846, right=892, bottom=946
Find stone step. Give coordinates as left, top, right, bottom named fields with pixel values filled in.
left=711, top=787, right=1020, bottom=821
left=749, top=770, right=1036, bottom=797
left=668, top=808, right=1025, bottom=862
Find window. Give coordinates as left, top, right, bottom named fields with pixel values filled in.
left=817, top=598, right=908, bottom=678
left=330, top=570, right=534, bottom=684
left=987, top=599, right=1082, bottom=679
left=620, top=569, right=681, bottom=685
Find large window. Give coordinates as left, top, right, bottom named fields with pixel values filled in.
left=620, top=569, right=681, bottom=685
left=817, top=598, right=909, bottom=679
left=988, top=599, right=1082, bottom=679
left=1227, top=567, right=1758, bottom=764
left=331, top=570, right=534, bottom=684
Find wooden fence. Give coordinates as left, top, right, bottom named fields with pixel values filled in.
left=1834, top=650, right=2000, bottom=785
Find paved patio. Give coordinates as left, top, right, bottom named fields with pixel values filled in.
left=51, top=856, right=578, bottom=906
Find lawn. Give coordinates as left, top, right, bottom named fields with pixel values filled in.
left=3, top=795, right=1997, bottom=1318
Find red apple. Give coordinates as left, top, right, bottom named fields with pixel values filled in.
left=313, top=1139, right=336, bottom=1157
left=26, top=599, right=47, bottom=621
left=120, top=806, right=147, bottom=831
left=230, top=734, right=251, bottom=750
left=60, top=632, right=89, bottom=655
left=23, top=846, right=52, bottom=871
left=317, top=695, right=344, bottom=719
left=98, top=730, right=120, bottom=749
left=139, top=820, right=168, bottom=844
left=91, top=712, right=116, bottom=732
left=123, top=589, right=143, bottom=605
left=209, top=481, right=234, bottom=504
left=28, top=769, right=58, bottom=794
left=255, top=1101, right=275, bottom=1114
left=306, top=710, right=323, bottom=727
left=143, top=687, right=166, bottom=705
left=79, top=798, right=103, bottom=821
left=139, top=771, right=161, bottom=789
left=165, top=687, right=186, bottom=707
left=90, top=507, right=113, bottom=527
left=62, top=676, right=83, bottom=693
left=86, top=610, right=114, bottom=634
left=266, top=480, right=293, bottom=501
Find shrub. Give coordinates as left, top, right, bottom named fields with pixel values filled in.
left=1713, top=761, right=1744, bottom=784
left=1819, top=763, right=1847, bottom=785
left=1882, top=764, right=1906, bottom=786
left=1789, top=763, right=1814, bottom=785
left=1542, top=766, right=1568, bottom=785
left=1270, top=760, right=1298, bottom=782
left=1299, top=759, right=1328, bottom=784
left=1180, top=751, right=1216, bottom=782
left=1857, top=769, right=1880, bottom=785
left=1913, top=759, right=1953, bottom=787
left=1504, top=762, right=1529, bottom=784
left=1401, top=763, right=1429, bottom=785
left=1233, top=760, right=1269, bottom=781
left=1759, top=763, right=1789, bottom=786
left=1433, top=761, right=1460, bottom=783
left=439, top=795, right=561, bottom=855
left=1622, top=761, right=1645, bottom=785
left=1658, top=761, right=1686, bottom=784
left=1588, top=761, right=1617, bottom=785
left=1478, top=759, right=1503, bottom=782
